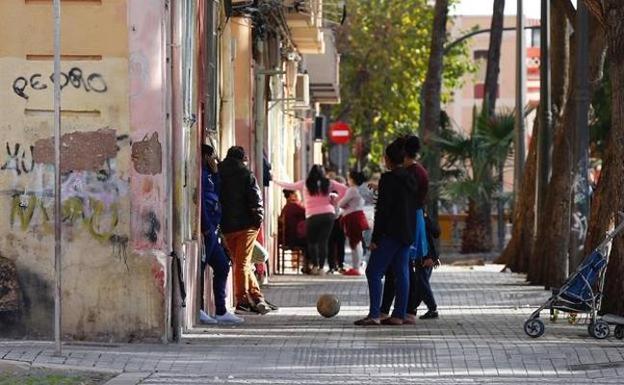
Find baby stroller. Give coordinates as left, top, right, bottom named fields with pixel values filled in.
left=524, top=212, right=624, bottom=339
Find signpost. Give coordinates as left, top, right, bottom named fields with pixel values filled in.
left=329, top=122, right=351, bottom=175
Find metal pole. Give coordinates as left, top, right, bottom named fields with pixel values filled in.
left=514, top=0, right=526, bottom=196
left=52, top=0, right=62, bottom=356
left=536, top=0, right=552, bottom=225
left=571, top=1, right=590, bottom=268
left=339, top=144, right=343, bottom=176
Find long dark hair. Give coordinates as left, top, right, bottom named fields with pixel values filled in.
left=306, top=165, right=330, bottom=196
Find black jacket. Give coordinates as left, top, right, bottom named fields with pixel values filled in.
left=425, top=215, right=441, bottom=261
left=218, top=157, right=264, bottom=234
left=371, top=167, right=419, bottom=246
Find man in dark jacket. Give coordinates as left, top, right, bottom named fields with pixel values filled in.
left=219, top=146, right=270, bottom=314
left=354, top=140, right=418, bottom=326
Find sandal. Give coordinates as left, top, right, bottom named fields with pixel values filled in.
left=354, top=317, right=380, bottom=326
left=381, top=317, right=404, bottom=326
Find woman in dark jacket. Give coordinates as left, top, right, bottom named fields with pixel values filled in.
left=354, top=140, right=418, bottom=326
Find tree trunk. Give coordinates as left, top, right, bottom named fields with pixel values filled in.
left=531, top=12, right=605, bottom=288
left=584, top=0, right=624, bottom=316
left=483, top=0, right=505, bottom=251
left=498, top=2, right=569, bottom=273
left=421, top=0, right=448, bottom=226
left=527, top=1, right=569, bottom=279
left=462, top=199, right=493, bottom=253
left=484, top=0, right=505, bottom=115
left=551, top=1, right=570, bottom=114
left=497, top=125, right=537, bottom=272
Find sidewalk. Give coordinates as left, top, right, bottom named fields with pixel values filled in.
left=2, top=265, right=624, bottom=384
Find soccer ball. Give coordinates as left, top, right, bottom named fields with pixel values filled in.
left=316, top=294, right=340, bottom=318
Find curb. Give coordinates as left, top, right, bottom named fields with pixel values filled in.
left=0, top=358, right=123, bottom=375
left=103, top=372, right=151, bottom=385
left=0, top=358, right=150, bottom=385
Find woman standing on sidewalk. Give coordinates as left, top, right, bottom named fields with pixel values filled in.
left=275, top=165, right=348, bottom=275
left=355, top=140, right=418, bottom=326
left=338, top=171, right=370, bottom=275
left=380, top=135, right=438, bottom=322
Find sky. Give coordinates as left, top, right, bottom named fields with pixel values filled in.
left=452, top=0, right=577, bottom=19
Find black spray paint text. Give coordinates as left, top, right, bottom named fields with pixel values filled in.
left=12, top=68, right=108, bottom=100
left=1, top=143, right=34, bottom=176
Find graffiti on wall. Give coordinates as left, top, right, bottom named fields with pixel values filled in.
left=1, top=143, right=35, bottom=176
left=9, top=165, right=128, bottom=237
left=3, top=128, right=131, bottom=262
left=131, top=175, right=164, bottom=249
left=12, top=68, right=108, bottom=100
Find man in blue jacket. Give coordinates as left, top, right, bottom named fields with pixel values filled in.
left=200, top=144, right=243, bottom=324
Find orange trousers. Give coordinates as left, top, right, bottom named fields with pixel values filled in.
left=223, top=228, right=263, bottom=304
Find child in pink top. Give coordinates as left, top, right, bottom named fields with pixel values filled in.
left=276, top=165, right=348, bottom=275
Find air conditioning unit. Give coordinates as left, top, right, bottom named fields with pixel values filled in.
left=294, top=73, right=310, bottom=108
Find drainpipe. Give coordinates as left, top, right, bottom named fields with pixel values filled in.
left=254, top=39, right=266, bottom=182
left=169, top=0, right=184, bottom=344
left=162, top=0, right=174, bottom=345
left=204, top=0, right=219, bottom=136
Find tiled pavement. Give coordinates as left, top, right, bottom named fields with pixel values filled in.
left=2, top=265, right=624, bottom=384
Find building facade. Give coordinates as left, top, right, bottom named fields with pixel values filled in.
left=0, top=0, right=340, bottom=342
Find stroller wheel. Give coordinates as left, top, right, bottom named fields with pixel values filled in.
left=524, top=319, right=545, bottom=338
left=614, top=325, right=624, bottom=340
left=589, top=320, right=610, bottom=340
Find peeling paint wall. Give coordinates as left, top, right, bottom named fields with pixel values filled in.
left=0, top=0, right=167, bottom=341
left=128, top=1, right=168, bottom=256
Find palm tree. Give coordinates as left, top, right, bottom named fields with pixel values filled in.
left=584, top=0, right=624, bottom=316
left=436, top=107, right=515, bottom=253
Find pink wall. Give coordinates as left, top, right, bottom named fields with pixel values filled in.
left=128, top=0, right=168, bottom=253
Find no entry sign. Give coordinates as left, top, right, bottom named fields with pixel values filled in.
left=329, top=121, right=351, bottom=145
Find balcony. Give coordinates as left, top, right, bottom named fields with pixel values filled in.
left=284, top=0, right=325, bottom=54
left=302, top=30, right=340, bottom=104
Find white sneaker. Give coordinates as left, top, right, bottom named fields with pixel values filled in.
left=199, top=310, right=217, bottom=324
left=215, top=312, right=244, bottom=324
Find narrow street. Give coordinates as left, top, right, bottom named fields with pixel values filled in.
left=3, top=265, right=624, bottom=384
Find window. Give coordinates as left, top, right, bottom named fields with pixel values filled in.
left=474, top=84, right=500, bottom=99
left=473, top=50, right=488, bottom=61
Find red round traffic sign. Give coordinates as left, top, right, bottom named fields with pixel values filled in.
left=329, top=121, right=351, bottom=145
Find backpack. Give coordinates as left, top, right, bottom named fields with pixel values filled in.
left=409, top=209, right=429, bottom=261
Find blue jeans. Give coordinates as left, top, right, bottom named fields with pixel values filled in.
left=365, top=236, right=410, bottom=319
left=202, top=231, right=230, bottom=316
left=380, top=263, right=437, bottom=316
left=414, top=266, right=437, bottom=312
